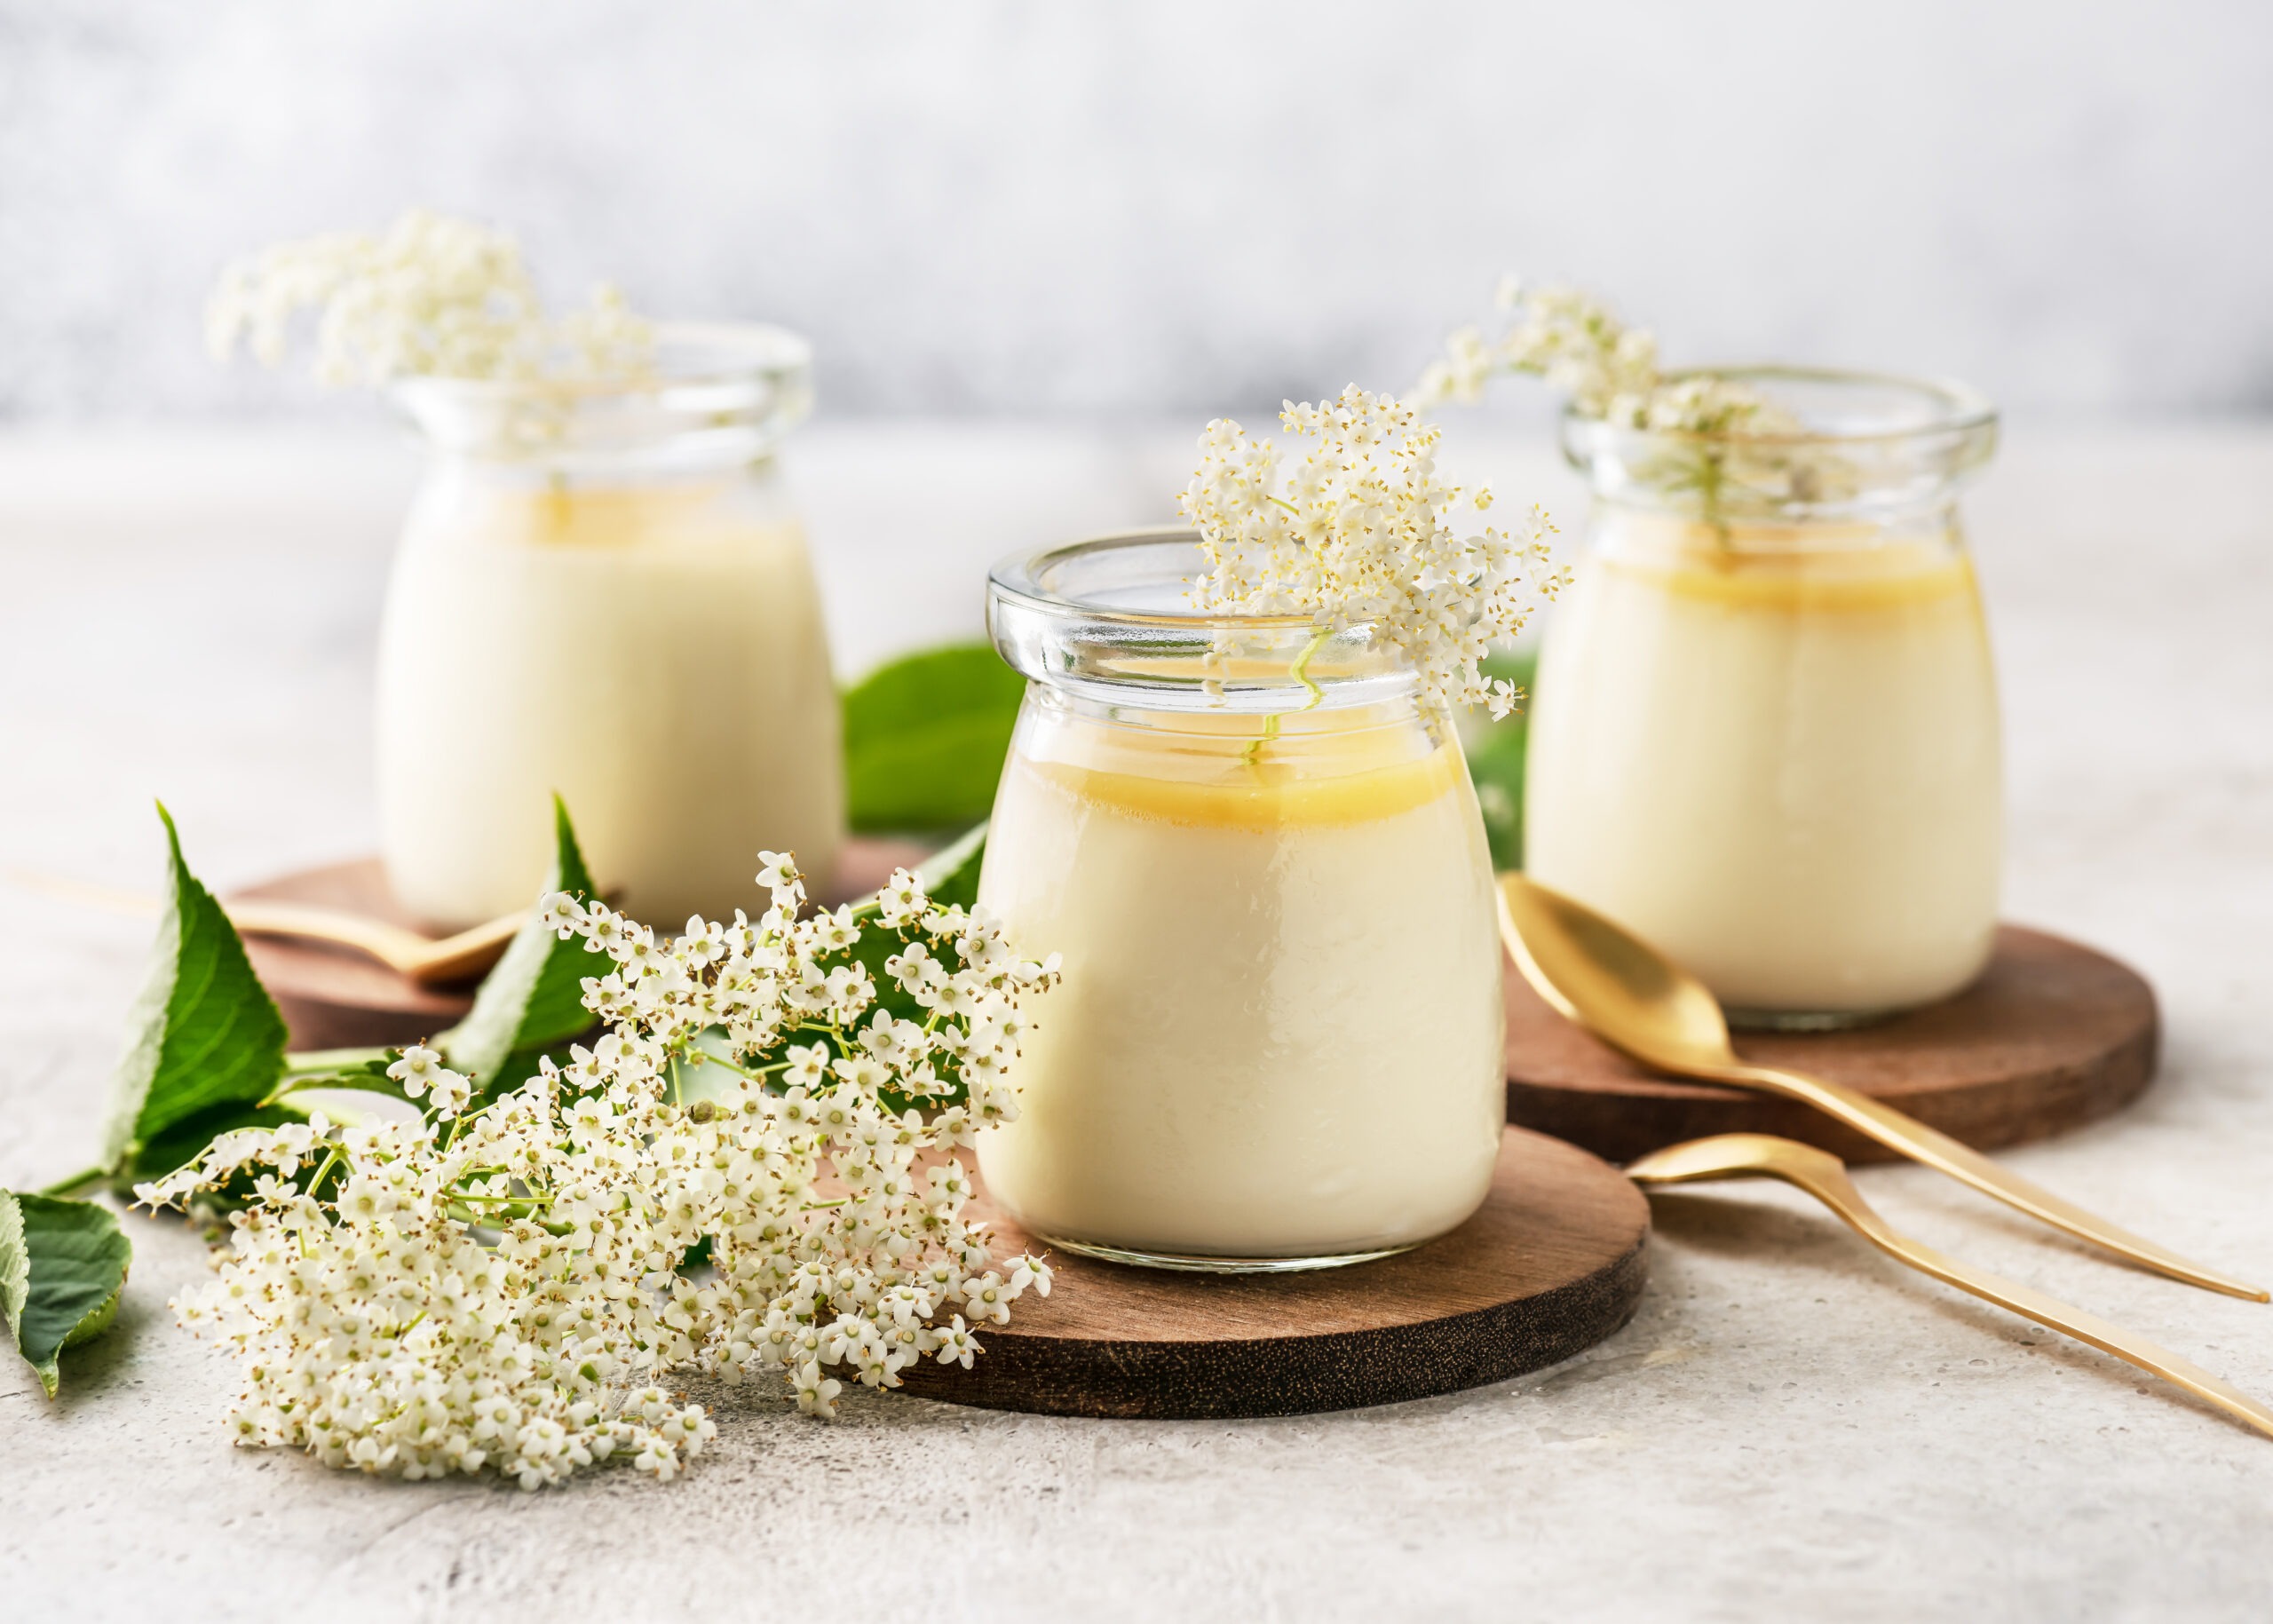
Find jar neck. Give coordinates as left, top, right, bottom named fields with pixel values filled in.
left=1562, top=367, right=1997, bottom=527
left=391, top=321, right=812, bottom=475
left=1020, top=678, right=1451, bottom=764
left=414, top=444, right=783, bottom=489
left=1587, top=491, right=1966, bottom=560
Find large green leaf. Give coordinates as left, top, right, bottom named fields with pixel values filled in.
left=0, top=1192, right=131, bottom=1398
left=101, top=804, right=289, bottom=1175
left=843, top=644, right=1024, bottom=834
left=442, top=796, right=602, bottom=1085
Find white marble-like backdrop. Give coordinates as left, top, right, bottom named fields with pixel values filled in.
left=4, top=0, right=2269, bottom=421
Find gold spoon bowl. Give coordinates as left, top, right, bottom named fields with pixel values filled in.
left=1499, top=872, right=2265, bottom=1302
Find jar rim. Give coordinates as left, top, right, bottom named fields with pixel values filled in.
left=392, top=321, right=812, bottom=406
left=1562, top=365, right=1996, bottom=447
left=392, top=321, right=814, bottom=467
left=989, top=527, right=1342, bottom=631
left=1562, top=366, right=1998, bottom=521
left=986, top=528, right=1417, bottom=714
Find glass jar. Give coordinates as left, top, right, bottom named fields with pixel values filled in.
left=1525, top=368, right=2001, bottom=1027
left=977, top=529, right=1507, bottom=1271
left=377, top=324, right=842, bottom=931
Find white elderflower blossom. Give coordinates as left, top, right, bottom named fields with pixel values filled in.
left=1414, top=276, right=1797, bottom=437
left=1179, top=385, right=1566, bottom=723
left=139, top=858, right=1060, bottom=1490
left=207, top=209, right=653, bottom=387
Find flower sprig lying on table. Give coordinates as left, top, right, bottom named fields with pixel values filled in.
left=1179, top=384, right=1565, bottom=723
left=138, top=847, right=1061, bottom=1489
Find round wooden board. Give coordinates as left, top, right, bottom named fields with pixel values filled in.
left=1504, top=923, right=2158, bottom=1164
left=896, top=1127, right=1648, bottom=1420
left=234, top=837, right=937, bottom=1051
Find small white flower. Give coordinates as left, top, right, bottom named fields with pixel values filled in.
left=792, top=1360, right=843, bottom=1419
left=148, top=845, right=1059, bottom=1487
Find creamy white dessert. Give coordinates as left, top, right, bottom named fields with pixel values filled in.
left=976, top=704, right=1507, bottom=1262
left=376, top=479, right=843, bottom=930
left=1525, top=512, right=2001, bottom=1020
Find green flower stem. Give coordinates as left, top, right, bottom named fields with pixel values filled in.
left=1245, top=624, right=1334, bottom=765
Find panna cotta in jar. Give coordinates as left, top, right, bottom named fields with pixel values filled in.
left=1525, top=369, right=2002, bottom=1026
left=977, top=531, right=1507, bottom=1270
left=378, top=325, right=842, bottom=930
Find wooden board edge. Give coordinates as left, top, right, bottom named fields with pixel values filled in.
left=896, top=1232, right=1650, bottom=1420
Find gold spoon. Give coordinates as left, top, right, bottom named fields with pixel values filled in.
left=1499, top=873, right=2266, bottom=1302
left=1628, top=1133, right=2273, bottom=1443
left=7, top=869, right=521, bottom=986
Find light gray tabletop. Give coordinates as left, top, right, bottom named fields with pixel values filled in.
left=4, top=420, right=2269, bottom=1622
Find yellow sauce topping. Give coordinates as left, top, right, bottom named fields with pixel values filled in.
left=463, top=483, right=748, bottom=548
left=1607, top=548, right=1977, bottom=614
left=1026, top=738, right=1465, bottom=830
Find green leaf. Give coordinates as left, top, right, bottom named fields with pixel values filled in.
left=843, top=644, right=1024, bottom=834
left=266, top=1049, right=413, bottom=1108
left=0, top=1192, right=131, bottom=1398
left=1458, top=650, right=1536, bottom=871
left=442, top=796, right=603, bottom=1085
left=840, top=821, right=988, bottom=1113
left=907, top=819, right=987, bottom=914
left=101, top=804, right=289, bottom=1176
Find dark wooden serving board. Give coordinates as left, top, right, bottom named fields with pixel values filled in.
left=897, top=1126, right=1649, bottom=1419
left=235, top=837, right=934, bottom=1051
left=238, top=852, right=2158, bottom=1168
left=1504, top=924, right=2158, bottom=1164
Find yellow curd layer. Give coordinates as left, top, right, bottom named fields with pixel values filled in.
left=456, top=483, right=744, bottom=548
left=1026, top=737, right=1464, bottom=830
left=1609, top=552, right=1976, bottom=613
left=1600, top=516, right=1979, bottom=613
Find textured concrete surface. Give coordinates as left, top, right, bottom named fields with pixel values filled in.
left=3, top=422, right=2271, bottom=1620
left=5, top=2, right=2273, bottom=418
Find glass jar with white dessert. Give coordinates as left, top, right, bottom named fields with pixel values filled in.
left=978, top=529, right=1508, bottom=1271
left=1525, top=368, right=2001, bottom=1028
left=377, top=324, right=843, bottom=931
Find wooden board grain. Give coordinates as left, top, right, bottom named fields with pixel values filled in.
left=235, top=838, right=934, bottom=1051
left=898, top=1126, right=1649, bottom=1419
left=1504, top=923, right=2158, bottom=1164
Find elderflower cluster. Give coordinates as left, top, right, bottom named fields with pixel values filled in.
left=1415, top=276, right=1798, bottom=437
left=139, top=855, right=1062, bottom=1490
left=207, top=209, right=653, bottom=387
left=1179, top=385, right=1565, bottom=721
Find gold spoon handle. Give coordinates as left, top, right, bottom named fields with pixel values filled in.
left=1725, top=1062, right=2267, bottom=1303
left=8, top=868, right=518, bottom=987
left=1631, top=1138, right=2273, bottom=1442
left=224, top=900, right=522, bottom=986
left=220, top=900, right=438, bottom=973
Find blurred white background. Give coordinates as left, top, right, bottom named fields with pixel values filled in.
left=5, top=0, right=2270, bottom=423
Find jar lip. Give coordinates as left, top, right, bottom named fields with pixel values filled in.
left=391, top=321, right=814, bottom=467
left=988, top=527, right=1343, bottom=631
left=987, top=528, right=1416, bottom=712
left=1562, top=365, right=1997, bottom=448
left=390, top=321, right=812, bottom=407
